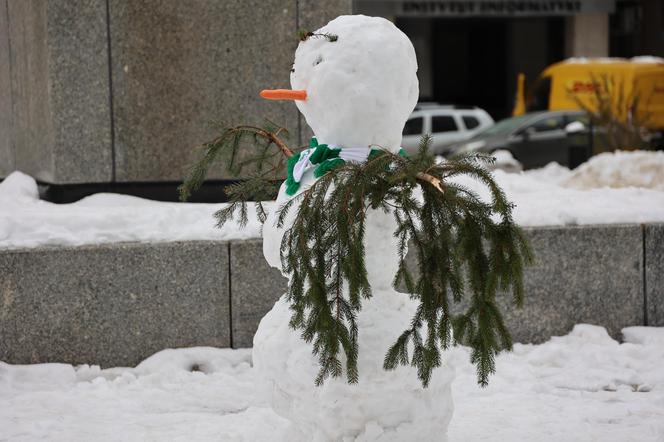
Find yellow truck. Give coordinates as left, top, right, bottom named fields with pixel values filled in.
left=513, top=57, right=664, bottom=134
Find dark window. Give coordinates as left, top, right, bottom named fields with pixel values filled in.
left=431, top=115, right=458, bottom=133
left=528, top=76, right=552, bottom=112
left=462, top=115, right=480, bottom=130
left=529, top=115, right=565, bottom=133
left=403, top=117, right=423, bottom=136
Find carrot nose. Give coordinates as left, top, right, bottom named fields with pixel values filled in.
left=260, top=89, right=307, bottom=101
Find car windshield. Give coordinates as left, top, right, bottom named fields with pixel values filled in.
left=473, top=114, right=535, bottom=137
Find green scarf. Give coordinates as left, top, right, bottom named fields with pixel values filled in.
left=285, top=138, right=407, bottom=196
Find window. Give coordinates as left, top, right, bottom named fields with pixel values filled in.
left=566, top=113, right=590, bottom=126
left=462, top=115, right=480, bottom=130
left=403, top=117, right=423, bottom=136
left=528, top=76, right=552, bottom=112
left=529, top=115, right=565, bottom=133
left=431, top=115, right=458, bottom=133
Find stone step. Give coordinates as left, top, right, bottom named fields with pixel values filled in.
left=1, top=223, right=662, bottom=367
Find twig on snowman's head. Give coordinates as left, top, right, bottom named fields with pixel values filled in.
left=298, top=29, right=338, bottom=42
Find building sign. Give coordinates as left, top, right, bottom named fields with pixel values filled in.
left=357, top=0, right=615, bottom=17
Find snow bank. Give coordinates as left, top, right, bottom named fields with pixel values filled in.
left=622, top=326, right=664, bottom=346
left=0, top=347, right=292, bottom=441
left=488, top=149, right=523, bottom=173
left=455, top=160, right=664, bottom=226
left=563, top=150, right=664, bottom=191
left=449, top=324, right=664, bottom=441
left=2, top=150, right=664, bottom=250
left=0, top=171, right=267, bottom=250
left=1, top=324, right=663, bottom=441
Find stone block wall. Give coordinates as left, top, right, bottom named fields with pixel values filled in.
left=0, top=0, right=352, bottom=184
left=646, top=223, right=664, bottom=326
left=0, top=241, right=230, bottom=367
left=0, top=223, right=661, bottom=367
left=2, top=0, right=112, bottom=184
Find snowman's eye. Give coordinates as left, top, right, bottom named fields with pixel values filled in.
left=313, top=55, right=323, bottom=67
left=290, top=63, right=295, bottom=73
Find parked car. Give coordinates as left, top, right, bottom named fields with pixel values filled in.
left=512, top=57, right=664, bottom=138
left=401, top=103, right=494, bottom=155
left=447, top=110, right=592, bottom=169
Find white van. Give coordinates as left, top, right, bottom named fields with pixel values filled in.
left=401, top=103, right=494, bottom=155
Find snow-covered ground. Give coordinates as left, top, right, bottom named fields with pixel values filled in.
left=1, top=150, right=664, bottom=250
left=1, top=324, right=663, bottom=441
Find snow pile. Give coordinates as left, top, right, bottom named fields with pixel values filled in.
left=1, top=325, right=663, bottom=441
left=2, top=148, right=664, bottom=250
left=0, top=171, right=268, bottom=250
left=0, top=347, right=291, bottom=441
left=563, top=150, right=664, bottom=191
left=488, top=149, right=523, bottom=173
left=450, top=324, right=664, bottom=441
left=520, top=161, right=572, bottom=184
left=455, top=169, right=664, bottom=226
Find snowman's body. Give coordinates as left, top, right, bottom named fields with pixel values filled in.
left=254, top=15, right=455, bottom=441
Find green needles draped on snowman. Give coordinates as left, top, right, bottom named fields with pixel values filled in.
left=181, top=14, right=531, bottom=442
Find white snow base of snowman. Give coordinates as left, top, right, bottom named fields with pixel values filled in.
left=253, top=291, right=454, bottom=442
left=254, top=175, right=455, bottom=442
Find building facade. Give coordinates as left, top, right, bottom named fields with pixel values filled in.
left=0, top=0, right=661, bottom=196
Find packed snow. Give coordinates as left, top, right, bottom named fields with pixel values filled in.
left=3, top=150, right=663, bottom=250
left=1, top=324, right=662, bottom=441
left=0, top=171, right=270, bottom=250
left=564, top=150, right=664, bottom=191
left=0, top=148, right=664, bottom=249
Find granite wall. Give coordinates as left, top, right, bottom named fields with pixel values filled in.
left=0, top=0, right=352, bottom=184
left=2, top=0, right=112, bottom=184
left=646, top=223, right=664, bottom=326
left=0, top=223, right=661, bottom=367
left=0, top=241, right=231, bottom=367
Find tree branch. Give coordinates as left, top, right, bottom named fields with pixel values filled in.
left=235, top=125, right=294, bottom=158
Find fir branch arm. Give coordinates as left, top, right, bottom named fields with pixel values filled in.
left=235, top=125, right=294, bottom=158
left=179, top=122, right=292, bottom=202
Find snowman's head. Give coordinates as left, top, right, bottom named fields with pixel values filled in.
left=261, top=15, right=419, bottom=153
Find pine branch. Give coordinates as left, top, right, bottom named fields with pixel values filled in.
left=179, top=122, right=292, bottom=203
left=181, top=123, right=533, bottom=388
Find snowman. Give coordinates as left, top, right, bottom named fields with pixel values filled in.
left=253, top=15, right=455, bottom=441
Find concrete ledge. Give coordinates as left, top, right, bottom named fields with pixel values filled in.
left=0, top=241, right=230, bottom=367
left=229, top=239, right=286, bottom=348
left=492, top=224, right=643, bottom=342
left=0, top=223, right=661, bottom=366
left=646, top=223, right=664, bottom=326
